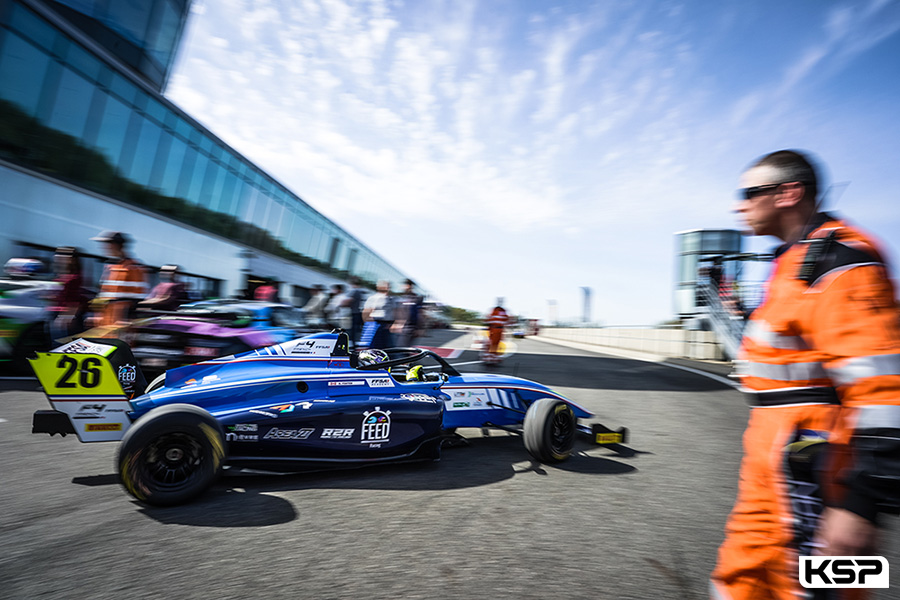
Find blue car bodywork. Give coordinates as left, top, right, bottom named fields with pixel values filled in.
left=31, top=331, right=625, bottom=505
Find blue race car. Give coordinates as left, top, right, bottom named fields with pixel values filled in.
left=30, top=331, right=627, bottom=506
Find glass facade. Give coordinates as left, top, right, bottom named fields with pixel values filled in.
left=46, top=0, right=190, bottom=91
left=0, top=0, right=409, bottom=290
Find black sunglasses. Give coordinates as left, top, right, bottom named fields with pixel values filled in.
left=739, top=183, right=782, bottom=200
left=739, top=181, right=808, bottom=200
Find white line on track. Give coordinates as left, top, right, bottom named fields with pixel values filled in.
left=0, top=418, right=8, bottom=423
left=655, top=362, right=739, bottom=389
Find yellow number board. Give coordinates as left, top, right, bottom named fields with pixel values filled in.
left=30, top=352, right=125, bottom=397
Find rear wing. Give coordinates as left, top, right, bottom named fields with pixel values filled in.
left=30, top=338, right=146, bottom=442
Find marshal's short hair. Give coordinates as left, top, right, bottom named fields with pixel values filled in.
left=750, top=149, right=820, bottom=204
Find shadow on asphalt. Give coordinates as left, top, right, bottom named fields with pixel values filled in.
left=121, top=435, right=638, bottom=527
left=138, top=490, right=299, bottom=527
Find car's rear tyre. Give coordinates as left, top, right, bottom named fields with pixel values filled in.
left=523, top=398, right=576, bottom=463
left=144, top=373, right=166, bottom=394
left=116, top=404, right=225, bottom=506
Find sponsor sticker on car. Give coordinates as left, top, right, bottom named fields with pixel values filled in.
left=445, top=389, right=490, bottom=410
left=53, top=338, right=117, bottom=357
left=85, top=423, right=122, bottom=432
left=321, top=428, right=354, bottom=439
left=263, top=427, right=315, bottom=440
left=366, top=378, right=394, bottom=388
left=361, top=407, right=391, bottom=445
left=401, top=393, right=438, bottom=403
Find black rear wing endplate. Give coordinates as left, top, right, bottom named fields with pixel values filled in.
left=33, top=410, right=76, bottom=436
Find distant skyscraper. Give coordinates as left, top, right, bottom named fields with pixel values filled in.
left=581, top=287, right=591, bottom=324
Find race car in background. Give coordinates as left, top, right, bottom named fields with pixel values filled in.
left=127, top=299, right=316, bottom=378
left=0, top=259, right=63, bottom=373
left=0, top=277, right=57, bottom=372
left=30, top=331, right=628, bottom=506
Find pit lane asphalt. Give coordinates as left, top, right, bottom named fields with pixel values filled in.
left=1, top=331, right=897, bottom=600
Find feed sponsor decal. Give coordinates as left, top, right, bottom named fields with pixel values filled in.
left=117, top=364, right=138, bottom=394
left=361, top=407, right=391, bottom=445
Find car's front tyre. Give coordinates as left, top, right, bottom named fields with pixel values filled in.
left=116, top=404, right=225, bottom=506
left=523, top=398, right=576, bottom=463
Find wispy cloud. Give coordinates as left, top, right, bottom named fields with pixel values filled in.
left=167, top=0, right=900, bottom=320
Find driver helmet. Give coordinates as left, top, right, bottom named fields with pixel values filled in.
left=358, top=349, right=389, bottom=366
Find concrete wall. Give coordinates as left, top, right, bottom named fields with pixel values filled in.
left=539, top=327, right=726, bottom=361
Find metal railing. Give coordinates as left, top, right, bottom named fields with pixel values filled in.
left=695, top=280, right=746, bottom=359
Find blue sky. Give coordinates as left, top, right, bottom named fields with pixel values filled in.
left=166, top=0, right=900, bottom=324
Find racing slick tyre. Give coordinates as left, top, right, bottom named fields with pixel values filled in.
left=523, top=398, right=576, bottom=463
left=144, top=373, right=166, bottom=394
left=116, top=404, right=225, bottom=506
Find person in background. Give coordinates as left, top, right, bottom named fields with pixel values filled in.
left=254, top=279, right=278, bottom=302
left=48, top=246, right=86, bottom=341
left=360, top=280, right=395, bottom=349
left=88, top=231, right=147, bottom=329
left=138, top=264, right=189, bottom=313
left=392, top=278, right=423, bottom=347
left=484, top=299, right=509, bottom=365
left=325, top=283, right=349, bottom=330
left=711, top=150, right=900, bottom=600
left=302, top=284, right=329, bottom=328
left=345, top=276, right=365, bottom=348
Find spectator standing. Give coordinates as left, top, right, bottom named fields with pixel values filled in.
left=392, top=278, right=423, bottom=347
left=254, top=280, right=278, bottom=302
left=360, top=280, right=395, bottom=349
left=325, top=283, right=349, bottom=329
left=345, top=276, right=365, bottom=347
left=49, top=246, right=86, bottom=341
left=303, top=284, right=328, bottom=328
left=138, top=265, right=188, bottom=312
left=89, top=231, right=147, bottom=329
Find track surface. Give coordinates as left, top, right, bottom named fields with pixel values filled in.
left=1, top=330, right=896, bottom=599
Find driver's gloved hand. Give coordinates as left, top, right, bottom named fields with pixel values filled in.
left=407, top=365, right=424, bottom=381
